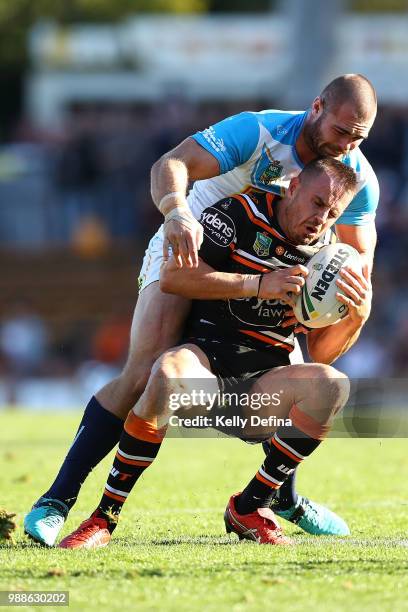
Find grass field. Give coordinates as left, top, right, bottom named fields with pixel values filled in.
left=1, top=412, right=408, bottom=611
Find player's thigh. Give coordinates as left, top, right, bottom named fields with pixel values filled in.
left=126, top=224, right=191, bottom=368
left=137, top=343, right=218, bottom=418
left=125, top=281, right=191, bottom=372
left=153, top=343, right=213, bottom=379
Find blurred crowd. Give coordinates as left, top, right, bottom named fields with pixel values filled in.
left=0, top=99, right=408, bottom=399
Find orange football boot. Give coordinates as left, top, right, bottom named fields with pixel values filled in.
left=59, top=515, right=111, bottom=549
left=224, top=493, right=292, bottom=545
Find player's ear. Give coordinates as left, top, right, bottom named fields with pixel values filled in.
left=311, top=97, right=322, bottom=118
left=288, top=176, right=300, bottom=197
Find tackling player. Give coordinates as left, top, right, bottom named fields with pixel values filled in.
left=25, top=74, right=378, bottom=546
left=57, top=158, right=371, bottom=548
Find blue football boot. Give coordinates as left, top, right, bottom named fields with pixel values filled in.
left=274, top=495, right=350, bottom=536
left=24, top=497, right=68, bottom=546
left=262, top=441, right=350, bottom=536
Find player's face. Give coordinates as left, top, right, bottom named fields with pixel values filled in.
left=305, top=100, right=375, bottom=158
left=285, top=174, right=351, bottom=245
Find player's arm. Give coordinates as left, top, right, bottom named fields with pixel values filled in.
left=151, top=112, right=260, bottom=268
left=151, top=137, right=219, bottom=268
left=160, top=256, right=260, bottom=299
left=160, top=255, right=307, bottom=304
left=335, top=221, right=377, bottom=278
left=306, top=265, right=372, bottom=364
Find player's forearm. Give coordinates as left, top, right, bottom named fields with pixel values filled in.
left=336, top=222, right=377, bottom=278
left=151, top=155, right=189, bottom=215
left=307, top=316, right=364, bottom=365
left=160, top=259, right=259, bottom=299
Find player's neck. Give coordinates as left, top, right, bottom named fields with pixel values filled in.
left=295, top=116, right=318, bottom=165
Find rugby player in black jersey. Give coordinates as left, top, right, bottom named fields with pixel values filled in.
left=59, top=157, right=372, bottom=548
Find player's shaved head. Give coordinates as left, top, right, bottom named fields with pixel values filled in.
left=320, top=74, right=377, bottom=121
left=300, top=157, right=357, bottom=200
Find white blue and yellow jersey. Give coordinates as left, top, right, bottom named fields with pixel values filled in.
left=189, top=110, right=379, bottom=226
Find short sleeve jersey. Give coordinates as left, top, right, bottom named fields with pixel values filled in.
left=184, top=189, right=333, bottom=363
left=188, top=110, right=379, bottom=227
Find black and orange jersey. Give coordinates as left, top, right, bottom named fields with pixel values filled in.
left=184, top=189, right=333, bottom=362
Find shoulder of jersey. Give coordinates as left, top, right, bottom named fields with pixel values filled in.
left=249, top=109, right=307, bottom=145
left=344, top=148, right=378, bottom=185
left=230, top=189, right=272, bottom=217
left=227, top=191, right=285, bottom=244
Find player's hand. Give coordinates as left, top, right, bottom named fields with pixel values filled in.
left=258, top=265, right=309, bottom=307
left=163, top=205, right=203, bottom=268
left=336, top=266, right=372, bottom=325
left=281, top=309, right=310, bottom=334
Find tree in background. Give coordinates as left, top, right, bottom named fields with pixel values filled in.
left=0, top=0, right=209, bottom=136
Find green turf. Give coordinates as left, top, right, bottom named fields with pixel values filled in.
left=1, top=412, right=408, bottom=611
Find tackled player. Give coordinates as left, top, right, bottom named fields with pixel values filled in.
left=58, top=157, right=372, bottom=548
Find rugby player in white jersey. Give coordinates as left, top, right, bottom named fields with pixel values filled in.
left=25, top=74, right=378, bottom=546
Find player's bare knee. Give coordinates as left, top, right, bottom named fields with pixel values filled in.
left=313, top=363, right=350, bottom=413
left=152, top=349, right=183, bottom=378
left=149, top=348, right=193, bottom=398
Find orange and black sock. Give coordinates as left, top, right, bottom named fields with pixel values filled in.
left=236, top=405, right=329, bottom=515
left=263, top=440, right=299, bottom=510
left=95, top=412, right=166, bottom=531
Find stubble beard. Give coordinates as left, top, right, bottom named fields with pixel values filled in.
left=303, top=115, right=338, bottom=157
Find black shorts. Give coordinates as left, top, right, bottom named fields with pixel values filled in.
left=178, top=336, right=290, bottom=442
left=180, top=336, right=289, bottom=387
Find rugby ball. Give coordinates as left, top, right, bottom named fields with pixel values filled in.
left=293, top=243, right=361, bottom=329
